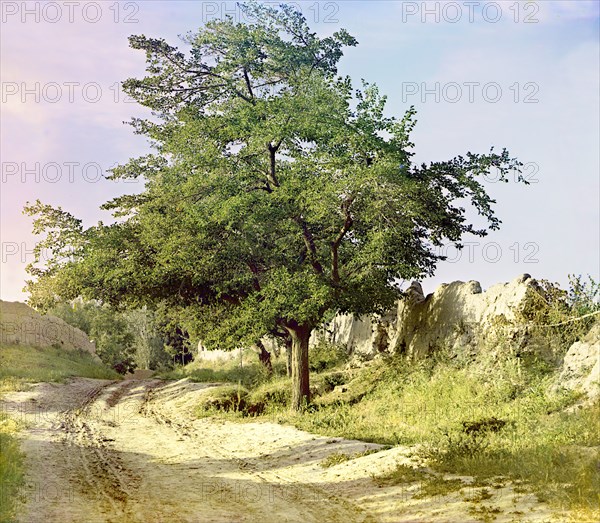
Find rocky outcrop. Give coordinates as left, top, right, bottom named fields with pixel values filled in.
left=0, top=300, right=97, bottom=355
left=312, top=274, right=540, bottom=360
left=390, top=274, right=539, bottom=359
left=555, top=322, right=599, bottom=401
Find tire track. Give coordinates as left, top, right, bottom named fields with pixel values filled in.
left=59, top=381, right=142, bottom=521
left=137, top=380, right=373, bottom=523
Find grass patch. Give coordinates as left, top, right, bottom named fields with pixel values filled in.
left=414, top=476, right=465, bottom=499
left=467, top=503, right=502, bottom=523
left=309, top=341, right=349, bottom=372
left=190, top=346, right=599, bottom=516
left=374, top=464, right=466, bottom=499
left=246, top=378, right=291, bottom=415
left=159, top=349, right=281, bottom=389
left=0, top=344, right=119, bottom=385
left=195, top=384, right=249, bottom=416
left=320, top=452, right=352, bottom=468
left=374, top=463, right=428, bottom=486
left=0, top=414, right=24, bottom=523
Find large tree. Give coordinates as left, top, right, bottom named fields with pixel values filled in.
left=25, top=2, right=524, bottom=410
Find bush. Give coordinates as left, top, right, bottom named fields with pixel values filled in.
left=309, top=341, right=348, bottom=372
left=196, top=385, right=248, bottom=414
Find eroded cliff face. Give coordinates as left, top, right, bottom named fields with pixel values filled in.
left=390, top=274, right=542, bottom=359
left=555, top=323, right=600, bottom=401
left=312, top=274, right=599, bottom=400
left=312, top=274, right=539, bottom=360
left=0, top=300, right=97, bottom=355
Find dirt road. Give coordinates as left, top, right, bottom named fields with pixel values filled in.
left=1, top=378, right=561, bottom=523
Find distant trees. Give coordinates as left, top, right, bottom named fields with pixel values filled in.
left=49, top=301, right=186, bottom=373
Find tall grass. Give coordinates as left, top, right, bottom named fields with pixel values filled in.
left=0, top=414, right=24, bottom=523
left=272, top=352, right=598, bottom=516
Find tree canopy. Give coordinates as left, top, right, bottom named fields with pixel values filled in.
left=24, top=2, right=524, bottom=409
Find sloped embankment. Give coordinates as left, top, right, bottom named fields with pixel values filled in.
left=0, top=300, right=97, bottom=356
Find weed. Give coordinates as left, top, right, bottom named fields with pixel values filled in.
left=320, top=452, right=351, bottom=468
left=467, top=504, right=502, bottom=522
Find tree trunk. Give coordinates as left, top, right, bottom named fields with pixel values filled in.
left=255, top=340, right=272, bottom=374
left=286, top=322, right=311, bottom=411
left=285, top=336, right=292, bottom=378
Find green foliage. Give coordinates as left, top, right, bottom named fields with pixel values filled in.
left=85, top=305, right=136, bottom=374
left=246, top=378, right=291, bottom=414
left=516, top=275, right=600, bottom=361
left=24, top=2, right=523, bottom=366
left=123, top=308, right=175, bottom=370
left=373, top=464, right=465, bottom=500
left=265, top=352, right=598, bottom=513
left=0, top=429, right=24, bottom=522
left=0, top=379, right=25, bottom=521
left=374, top=463, right=427, bottom=486
left=48, top=301, right=181, bottom=374
left=428, top=417, right=510, bottom=461
left=162, top=350, right=274, bottom=389
left=567, top=274, right=600, bottom=316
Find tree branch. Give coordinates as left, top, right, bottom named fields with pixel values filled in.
left=246, top=261, right=262, bottom=291
left=267, top=143, right=281, bottom=188
left=331, top=197, right=354, bottom=284
left=242, top=67, right=254, bottom=98
left=294, top=216, right=324, bottom=275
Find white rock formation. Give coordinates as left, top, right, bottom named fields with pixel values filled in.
left=312, top=274, right=539, bottom=360
left=0, top=300, right=97, bottom=355
left=555, top=322, right=599, bottom=401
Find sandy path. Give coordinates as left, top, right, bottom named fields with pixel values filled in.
left=1, top=378, right=563, bottom=523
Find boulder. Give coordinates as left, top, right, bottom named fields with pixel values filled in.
left=0, top=300, right=97, bottom=356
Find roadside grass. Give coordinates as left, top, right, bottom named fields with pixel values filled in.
left=158, top=348, right=282, bottom=389
left=0, top=411, right=24, bottom=523
left=181, top=343, right=599, bottom=517
left=0, top=343, right=118, bottom=521
left=0, top=344, right=119, bottom=385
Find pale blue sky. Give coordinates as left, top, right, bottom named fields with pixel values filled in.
left=1, top=1, right=599, bottom=301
